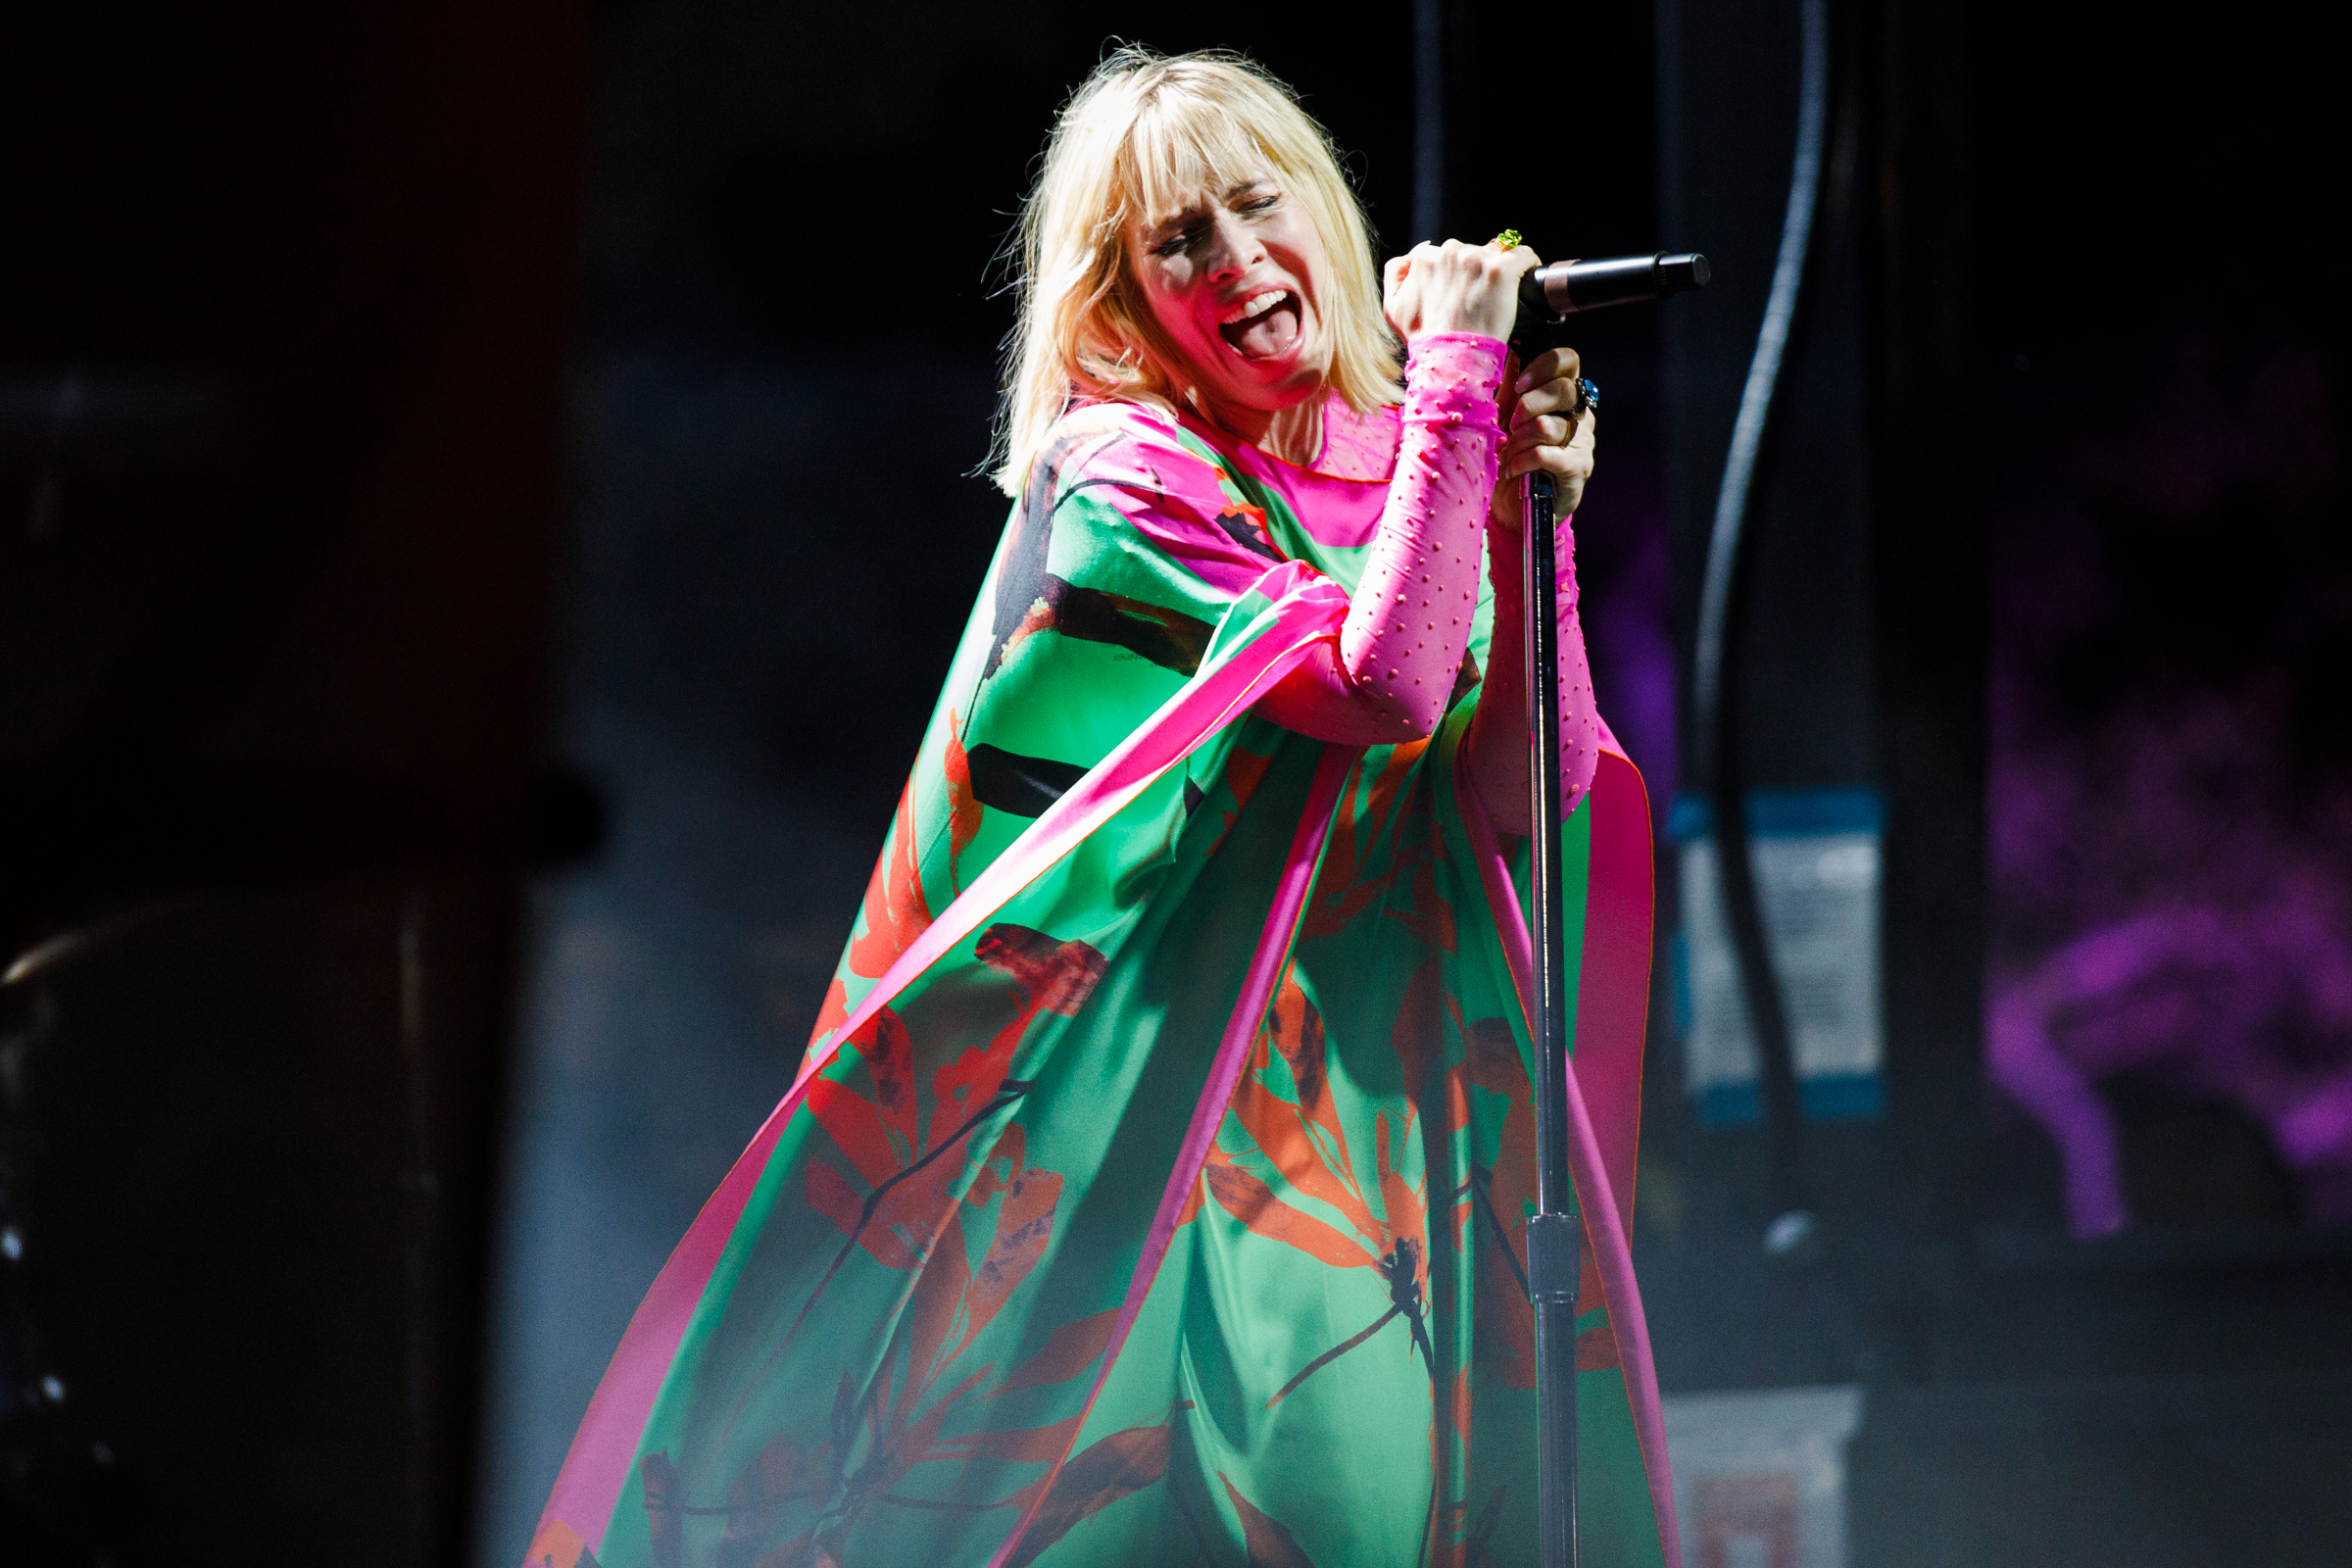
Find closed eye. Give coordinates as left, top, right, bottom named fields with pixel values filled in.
left=1150, top=229, right=1197, bottom=258
left=1145, top=188, right=1280, bottom=257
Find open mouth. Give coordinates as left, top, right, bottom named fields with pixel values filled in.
left=1217, top=288, right=1301, bottom=361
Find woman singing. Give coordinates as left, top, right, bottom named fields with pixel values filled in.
left=529, top=47, right=1675, bottom=1568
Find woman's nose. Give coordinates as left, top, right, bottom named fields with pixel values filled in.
left=1203, top=211, right=1262, bottom=281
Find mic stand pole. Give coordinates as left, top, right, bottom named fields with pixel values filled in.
left=1522, top=465, right=1582, bottom=1568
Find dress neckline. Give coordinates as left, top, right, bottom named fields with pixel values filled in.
left=1173, top=390, right=1399, bottom=485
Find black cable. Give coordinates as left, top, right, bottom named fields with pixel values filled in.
left=1412, top=0, right=1445, bottom=244
left=1690, top=0, right=1831, bottom=1253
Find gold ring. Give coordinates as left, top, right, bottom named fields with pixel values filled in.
left=1492, top=228, right=1523, bottom=250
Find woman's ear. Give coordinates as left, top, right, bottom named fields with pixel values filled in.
left=1101, top=300, right=1179, bottom=388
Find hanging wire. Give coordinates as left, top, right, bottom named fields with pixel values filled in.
left=1690, top=0, right=1832, bottom=1254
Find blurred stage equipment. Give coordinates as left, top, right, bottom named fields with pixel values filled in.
left=1648, top=0, right=2352, bottom=1556
left=0, top=4, right=589, bottom=1565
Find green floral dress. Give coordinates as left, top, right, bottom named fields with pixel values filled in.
left=527, top=392, right=1676, bottom=1568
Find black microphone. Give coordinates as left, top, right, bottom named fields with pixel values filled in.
left=1514, top=251, right=1710, bottom=333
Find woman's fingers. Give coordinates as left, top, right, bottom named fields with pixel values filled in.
left=1489, top=404, right=1596, bottom=528
left=1502, top=406, right=1595, bottom=462
left=1514, top=345, right=1583, bottom=395
left=1501, top=441, right=1592, bottom=481
left=1490, top=329, right=1596, bottom=500
left=1385, top=250, right=1432, bottom=334
left=1389, top=238, right=1542, bottom=341
left=1499, top=410, right=1598, bottom=486
left=1505, top=414, right=1575, bottom=454
left=1382, top=254, right=1414, bottom=332
left=1513, top=376, right=1588, bottom=421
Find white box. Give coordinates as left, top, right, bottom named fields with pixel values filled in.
left=1663, top=1385, right=1865, bottom=1568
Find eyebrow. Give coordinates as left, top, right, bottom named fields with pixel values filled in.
left=1144, top=180, right=1273, bottom=236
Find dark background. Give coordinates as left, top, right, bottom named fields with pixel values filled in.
left=3, top=1, right=2347, bottom=1565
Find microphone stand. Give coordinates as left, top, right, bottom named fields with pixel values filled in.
left=1522, top=463, right=1582, bottom=1568
left=1504, top=246, right=1704, bottom=1568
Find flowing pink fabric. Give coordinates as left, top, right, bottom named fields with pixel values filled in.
left=535, top=563, right=1348, bottom=1544
left=536, top=548, right=1676, bottom=1562
left=1458, top=741, right=1680, bottom=1568
left=801, top=565, right=1354, bottom=1099
left=983, top=743, right=1362, bottom=1568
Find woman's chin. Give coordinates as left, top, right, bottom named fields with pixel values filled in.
left=1221, top=345, right=1326, bottom=405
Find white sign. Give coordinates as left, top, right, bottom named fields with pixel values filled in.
left=1673, top=790, right=1884, bottom=1124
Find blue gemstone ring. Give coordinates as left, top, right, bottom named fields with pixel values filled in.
left=1575, top=377, right=1600, bottom=416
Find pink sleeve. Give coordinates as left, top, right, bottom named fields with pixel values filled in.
left=1255, top=333, right=1507, bottom=744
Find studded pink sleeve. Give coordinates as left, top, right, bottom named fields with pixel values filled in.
left=1255, top=332, right=1506, bottom=744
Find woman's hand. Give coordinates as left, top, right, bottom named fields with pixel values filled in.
left=1490, top=345, right=1597, bottom=531
left=1383, top=237, right=1540, bottom=344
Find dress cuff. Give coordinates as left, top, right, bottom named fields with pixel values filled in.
left=1401, top=332, right=1509, bottom=425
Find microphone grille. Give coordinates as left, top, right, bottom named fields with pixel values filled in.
left=1660, top=252, right=1712, bottom=292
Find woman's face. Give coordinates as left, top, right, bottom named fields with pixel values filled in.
left=1127, top=173, right=1333, bottom=427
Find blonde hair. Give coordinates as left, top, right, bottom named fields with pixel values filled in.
left=990, top=47, right=1401, bottom=495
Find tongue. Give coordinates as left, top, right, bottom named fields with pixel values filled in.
left=1226, top=298, right=1299, bottom=360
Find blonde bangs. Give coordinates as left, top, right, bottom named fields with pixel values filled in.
left=1118, top=89, right=1266, bottom=234
left=992, top=48, right=1401, bottom=495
